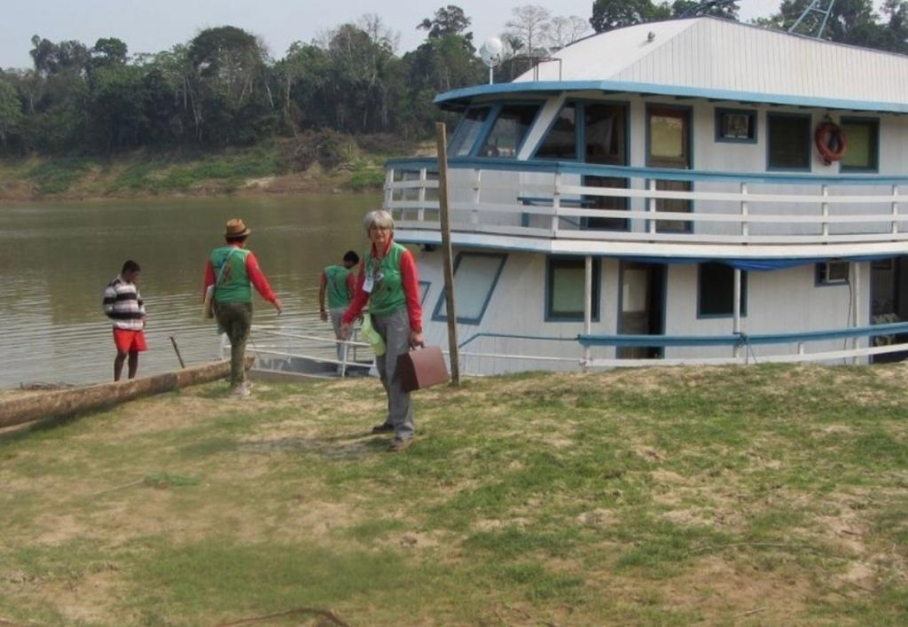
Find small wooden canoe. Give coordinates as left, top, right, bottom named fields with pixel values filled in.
left=0, top=358, right=252, bottom=430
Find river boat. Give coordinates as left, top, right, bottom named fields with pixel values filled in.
left=380, top=17, right=908, bottom=375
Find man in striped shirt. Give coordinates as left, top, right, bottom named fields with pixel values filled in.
left=103, top=260, right=147, bottom=381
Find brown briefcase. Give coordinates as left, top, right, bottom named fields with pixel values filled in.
left=397, top=346, right=450, bottom=392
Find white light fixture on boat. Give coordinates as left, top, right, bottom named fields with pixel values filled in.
left=479, top=37, right=503, bottom=85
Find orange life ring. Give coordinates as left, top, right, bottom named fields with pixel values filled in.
left=815, top=121, right=848, bottom=164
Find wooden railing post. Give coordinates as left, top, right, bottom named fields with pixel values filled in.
left=472, top=169, right=482, bottom=226
left=821, top=184, right=830, bottom=238
left=583, top=255, right=592, bottom=371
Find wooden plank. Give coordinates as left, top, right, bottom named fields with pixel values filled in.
left=0, top=358, right=252, bottom=430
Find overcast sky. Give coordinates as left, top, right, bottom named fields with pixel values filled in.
left=0, top=0, right=790, bottom=70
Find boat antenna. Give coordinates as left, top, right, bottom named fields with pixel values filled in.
left=788, top=0, right=836, bottom=39
left=678, top=0, right=738, bottom=19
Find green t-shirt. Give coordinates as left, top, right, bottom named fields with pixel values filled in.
left=210, top=246, right=252, bottom=303
left=324, top=265, right=353, bottom=309
left=365, top=243, right=407, bottom=318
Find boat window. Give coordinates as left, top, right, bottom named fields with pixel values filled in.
left=536, top=103, right=578, bottom=160
left=840, top=118, right=879, bottom=172
left=448, top=107, right=491, bottom=157
left=816, top=261, right=849, bottom=285
left=647, top=106, right=692, bottom=232
left=586, top=103, right=627, bottom=165
left=433, top=253, right=507, bottom=324
left=715, top=108, right=757, bottom=143
left=546, top=257, right=600, bottom=321
left=698, top=263, right=748, bottom=317
left=478, top=104, right=540, bottom=158
left=767, top=113, right=811, bottom=171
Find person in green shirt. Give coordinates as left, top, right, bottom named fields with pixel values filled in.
left=319, top=250, right=359, bottom=374
left=203, top=218, right=283, bottom=397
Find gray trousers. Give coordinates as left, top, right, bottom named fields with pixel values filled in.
left=372, top=308, right=414, bottom=440
left=329, top=308, right=347, bottom=366
left=216, top=301, right=252, bottom=387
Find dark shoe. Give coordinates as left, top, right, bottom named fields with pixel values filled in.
left=388, top=437, right=413, bottom=453
left=371, top=423, right=394, bottom=434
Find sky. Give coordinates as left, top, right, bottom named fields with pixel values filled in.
left=0, top=0, right=796, bottom=70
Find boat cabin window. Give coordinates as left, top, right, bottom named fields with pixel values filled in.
left=840, top=118, right=879, bottom=172
left=698, top=263, right=747, bottom=317
left=536, top=103, right=578, bottom=160
left=546, top=257, right=600, bottom=321
left=586, top=103, right=627, bottom=165
left=478, top=104, right=540, bottom=158
left=448, top=107, right=491, bottom=157
left=433, top=253, right=507, bottom=324
left=767, top=113, right=811, bottom=171
left=816, top=261, right=850, bottom=285
left=715, top=108, right=757, bottom=143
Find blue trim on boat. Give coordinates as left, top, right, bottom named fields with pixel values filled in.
left=384, top=156, right=908, bottom=186
left=578, top=322, right=908, bottom=348
left=459, top=332, right=578, bottom=349
left=433, top=80, right=908, bottom=115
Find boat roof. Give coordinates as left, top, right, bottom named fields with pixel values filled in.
left=436, top=18, right=908, bottom=114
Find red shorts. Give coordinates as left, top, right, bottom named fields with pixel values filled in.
left=113, top=329, right=147, bottom=354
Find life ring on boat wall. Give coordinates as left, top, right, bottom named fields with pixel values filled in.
left=814, top=120, right=848, bottom=165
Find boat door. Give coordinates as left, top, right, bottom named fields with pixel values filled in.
left=618, top=262, right=666, bottom=359
left=871, top=256, right=908, bottom=362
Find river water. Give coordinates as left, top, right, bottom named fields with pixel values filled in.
left=0, top=194, right=379, bottom=389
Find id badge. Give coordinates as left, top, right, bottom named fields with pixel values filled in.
left=363, top=275, right=375, bottom=294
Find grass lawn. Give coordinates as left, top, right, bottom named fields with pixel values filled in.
left=1, top=364, right=907, bottom=625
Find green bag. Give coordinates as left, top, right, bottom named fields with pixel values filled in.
left=360, top=313, right=386, bottom=356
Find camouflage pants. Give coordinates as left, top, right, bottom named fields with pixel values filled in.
left=216, top=301, right=253, bottom=387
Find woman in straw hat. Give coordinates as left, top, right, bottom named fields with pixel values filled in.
left=203, top=218, right=283, bottom=397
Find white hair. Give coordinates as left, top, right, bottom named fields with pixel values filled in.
left=363, top=209, right=394, bottom=233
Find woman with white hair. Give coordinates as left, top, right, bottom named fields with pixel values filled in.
left=341, top=210, right=424, bottom=452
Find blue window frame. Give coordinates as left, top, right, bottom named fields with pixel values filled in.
left=545, top=257, right=601, bottom=321
left=715, top=107, right=757, bottom=143
left=698, top=263, right=747, bottom=318
left=646, top=104, right=693, bottom=234
left=840, top=117, right=879, bottom=173
left=767, top=112, right=812, bottom=171
left=418, top=281, right=431, bottom=305
left=476, top=103, right=542, bottom=159
left=815, top=261, right=849, bottom=286
left=448, top=106, right=492, bottom=157
left=532, top=100, right=631, bottom=231
left=433, top=253, right=507, bottom=325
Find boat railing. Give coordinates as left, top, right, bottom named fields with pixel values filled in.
left=385, top=158, right=908, bottom=247
left=222, top=320, right=908, bottom=378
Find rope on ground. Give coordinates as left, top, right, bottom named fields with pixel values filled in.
left=212, top=607, right=351, bottom=627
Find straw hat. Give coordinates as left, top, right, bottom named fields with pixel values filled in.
left=224, top=218, right=251, bottom=238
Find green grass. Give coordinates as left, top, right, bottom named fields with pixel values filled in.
left=1, top=364, right=907, bottom=625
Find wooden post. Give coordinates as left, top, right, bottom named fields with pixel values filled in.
left=733, top=269, right=742, bottom=360
left=436, top=123, right=461, bottom=386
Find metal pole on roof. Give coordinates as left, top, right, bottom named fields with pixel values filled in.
left=436, top=123, right=461, bottom=386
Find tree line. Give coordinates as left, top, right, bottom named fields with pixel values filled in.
left=0, top=1, right=906, bottom=156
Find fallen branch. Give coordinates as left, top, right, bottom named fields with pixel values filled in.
left=213, top=607, right=350, bottom=627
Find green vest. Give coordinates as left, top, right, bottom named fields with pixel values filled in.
left=325, top=265, right=352, bottom=309
left=366, top=243, right=407, bottom=318
left=210, top=246, right=252, bottom=303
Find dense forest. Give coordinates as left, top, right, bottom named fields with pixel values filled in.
left=1, top=1, right=907, bottom=157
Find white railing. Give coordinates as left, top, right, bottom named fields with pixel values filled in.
left=385, top=159, right=908, bottom=247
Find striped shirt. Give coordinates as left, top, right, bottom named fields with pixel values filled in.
left=103, top=276, right=146, bottom=331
